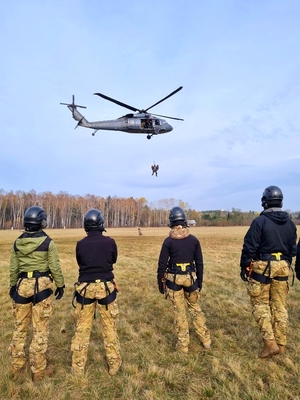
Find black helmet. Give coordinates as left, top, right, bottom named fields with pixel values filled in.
left=84, top=208, right=105, bottom=231
left=261, top=185, right=283, bottom=209
left=169, top=206, right=188, bottom=227
left=24, top=206, right=47, bottom=230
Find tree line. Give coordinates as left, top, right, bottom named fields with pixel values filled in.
left=0, top=189, right=299, bottom=230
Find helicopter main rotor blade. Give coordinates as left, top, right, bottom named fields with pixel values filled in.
left=144, top=86, right=183, bottom=112
left=151, top=113, right=184, bottom=121
left=94, top=92, right=140, bottom=113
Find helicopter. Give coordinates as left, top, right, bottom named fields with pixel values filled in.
left=60, top=87, right=183, bottom=139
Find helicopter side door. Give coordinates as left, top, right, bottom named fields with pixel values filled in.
left=141, top=118, right=154, bottom=130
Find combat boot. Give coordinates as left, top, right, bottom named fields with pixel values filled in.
left=10, top=366, right=25, bottom=381
left=32, top=365, right=55, bottom=382
left=202, top=340, right=211, bottom=350
left=176, top=342, right=189, bottom=354
left=108, top=360, right=122, bottom=376
left=259, top=339, right=280, bottom=358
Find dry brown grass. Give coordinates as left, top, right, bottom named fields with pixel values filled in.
left=1, top=227, right=300, bottom=399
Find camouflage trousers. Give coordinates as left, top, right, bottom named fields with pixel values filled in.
left=9, top=277, right=53, bottom=374
left=71, top=281, right=121, bottom=374
left=247, top=260, right=290, bottom=345
left=166, top=272, right=211, bottom=348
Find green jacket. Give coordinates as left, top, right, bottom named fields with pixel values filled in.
left=10, top=230, right=65, bottom=288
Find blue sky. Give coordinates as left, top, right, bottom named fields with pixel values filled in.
left=1, top=0, right=300, bottom=212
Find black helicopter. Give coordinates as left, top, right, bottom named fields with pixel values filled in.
left=60, top=87, right=183, bottom=139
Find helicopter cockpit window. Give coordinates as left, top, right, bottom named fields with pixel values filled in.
left=155, top=119, right=160, bottom=125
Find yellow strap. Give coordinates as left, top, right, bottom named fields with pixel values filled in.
left=176, top=263, right=190, bottom=272
left=271, top=252, right=282, bottom=261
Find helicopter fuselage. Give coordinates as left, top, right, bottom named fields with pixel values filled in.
left=69, top=106, right=173, bottom=135
left=61, top=88, right=183, bottom=139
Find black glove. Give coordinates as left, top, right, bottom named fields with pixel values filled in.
left=240, top=267, right=249, bottom=282
left=158, top=281, right=165, bottom=294
left=9, top=285, right=16, bottom=299
left=198, top=282, right=202, bottom=292
left=55, top=285, right=65, bottom=300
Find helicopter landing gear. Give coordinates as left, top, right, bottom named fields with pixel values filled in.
left=147, top=134, right=152, bottom=140
left=92, top=130, right=97, bottom=136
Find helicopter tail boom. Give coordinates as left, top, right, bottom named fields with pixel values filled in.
left=60, top=96, right=91, bottom=128
left=69, top=106, right=90, bottom=128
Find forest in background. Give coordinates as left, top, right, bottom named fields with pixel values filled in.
left=1, top=189, right=299, bottom=230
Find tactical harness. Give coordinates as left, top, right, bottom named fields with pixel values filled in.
left=251, top=252, right=294, bottom=286
left=166, top=263, right=199, bottom=294
left=72, top=279, right=118, bottom=310
left=13, top=271, right=53, bottom=305
left=13, top=235, right=54, bottom=305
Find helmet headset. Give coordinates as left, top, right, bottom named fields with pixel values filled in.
left=261, top=185, right=283, bottom=209
left=84, top=208, right=105, bottom=232
left=23, top=206, right=47, bottom=231
left=168, top=206, right=188, bottom=228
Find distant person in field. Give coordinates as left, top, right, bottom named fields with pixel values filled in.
left=151, top=163, right=159, bottom=177
left=9, top=206, right=65, bottom=382
left=138, top=227, right=143, bottom=236
left=157, top=207, right=211, bottom=354
left=71, top=208, right=122, bottom=376
left=240, top=185, right=297, bottom=358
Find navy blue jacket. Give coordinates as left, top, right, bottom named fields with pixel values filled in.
left=295, top=240, right=300, bottom=274
left=76, top=231, right=117, bottom=282
left=240, top=209, right=297, bottom=268
left=157, top=234, right=204, bottom=284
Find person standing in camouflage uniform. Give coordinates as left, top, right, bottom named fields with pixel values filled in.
left=9, top=206, right=65, bottom=382
left=240, top=186, right=297, bottom=357
left=71, top=209, right=122, bottom=376
left=157, top=207, right=211, bottom=354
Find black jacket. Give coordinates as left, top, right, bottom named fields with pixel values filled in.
left=295, top=240, right=300, bottom=274
left=240, top=209, right=297, bottom=268
left=76, top=231, right=117, bottom=282
left=157, top=233, right=204, bottom=284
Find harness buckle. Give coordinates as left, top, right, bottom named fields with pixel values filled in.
left=271, top=252, right=282, bottom=261
left=95, top=279, right=101, bottom=283
left=176, top=263, right=190, bottom=272
left=27, top=271, right=33, bottom=278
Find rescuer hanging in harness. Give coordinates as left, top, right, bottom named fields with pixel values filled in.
left=157, top=207, right=211, bottom=354
left=240, top=185, right=297, bottom=358
left=151, top=163, right=159, bottom=177
left=9, top=206, right=65, bottom=382
left=71, top=208, right=122, bottom=376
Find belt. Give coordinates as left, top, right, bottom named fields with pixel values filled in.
left=19, top=271, right=52, bottom=278
left=168, top=263, right=195, bottom=273
left=259, top=252, right=286, bottom=261
left=78, top=278, right=110, bottom=283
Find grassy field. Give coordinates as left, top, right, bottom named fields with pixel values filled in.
left=1, top=226, right=300, bottom=400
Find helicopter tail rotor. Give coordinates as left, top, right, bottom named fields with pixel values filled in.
left=60, top=95, right=87, bottom=116
left=61, top=95, right=90, bottom=128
